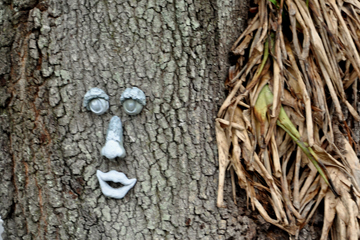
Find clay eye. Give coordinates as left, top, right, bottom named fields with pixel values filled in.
left=83, top=88, right=109, bottom=115
left=120, top=87, right=146, bottom=116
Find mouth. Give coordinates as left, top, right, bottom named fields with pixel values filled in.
left=96, top=170, right=137, bottom=199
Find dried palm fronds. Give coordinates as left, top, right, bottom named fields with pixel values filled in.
left=216, top=0, right=360, bottom=238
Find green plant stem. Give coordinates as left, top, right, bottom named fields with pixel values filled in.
left=255, top=85, right=339, bottom=197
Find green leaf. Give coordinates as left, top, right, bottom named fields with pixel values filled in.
left=254, top=84, right=339, bottom=197
left=268, top=0, right=279, bottom=8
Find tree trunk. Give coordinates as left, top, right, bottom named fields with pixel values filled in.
left=0, top=0, right=321, bottom=239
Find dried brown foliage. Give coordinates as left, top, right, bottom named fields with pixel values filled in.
left=216, top=0, right=360, bottom=238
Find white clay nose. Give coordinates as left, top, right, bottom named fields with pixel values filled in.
left=101, top=116, right=126, bottom=159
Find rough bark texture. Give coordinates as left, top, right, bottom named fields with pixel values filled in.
left=0, top=0, right=322, bottom=239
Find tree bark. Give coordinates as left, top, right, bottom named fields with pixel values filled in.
left=0, top=0, right=321, bottom=239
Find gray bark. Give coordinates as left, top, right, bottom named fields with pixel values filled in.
left=0, top=0, right=321, bottom=239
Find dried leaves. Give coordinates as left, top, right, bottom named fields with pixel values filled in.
left=216, top=0, right=360, bottom=238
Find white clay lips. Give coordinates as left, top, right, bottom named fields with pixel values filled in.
left=96, top=170, right=137, bottom=199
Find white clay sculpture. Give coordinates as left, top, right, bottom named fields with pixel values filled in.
left=120, top=87, right=146, bottom=115
left=96, top=170, right=137, bottom=199
left=83, top=88, right=109, bottom=115
left=101, top=116, right=126, bottom=159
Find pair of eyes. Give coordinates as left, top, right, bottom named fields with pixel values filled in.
left=83, top=87, right=146, bottom=116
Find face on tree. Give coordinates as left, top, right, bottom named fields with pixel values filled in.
left=83, top=87, right=146, bottom=199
